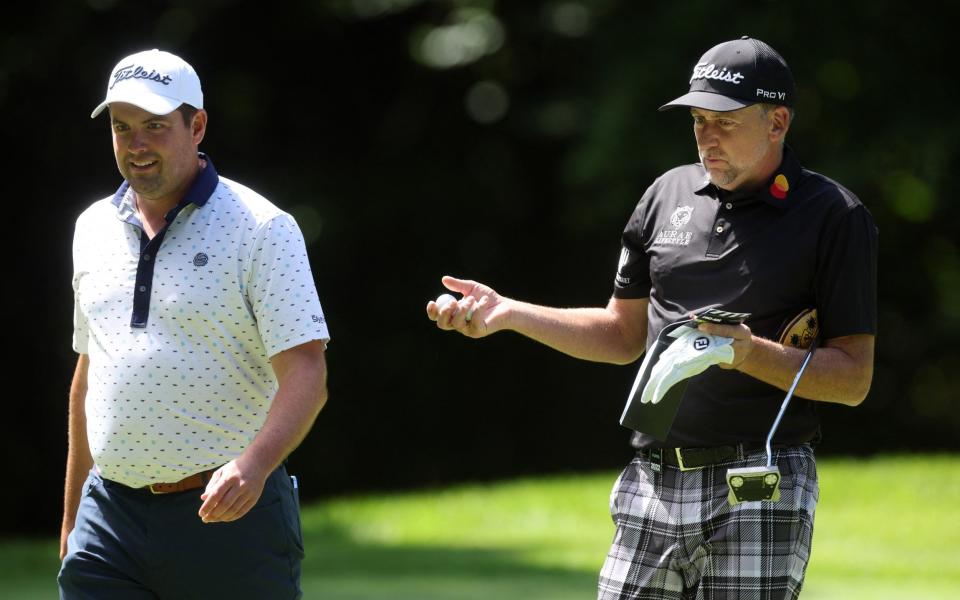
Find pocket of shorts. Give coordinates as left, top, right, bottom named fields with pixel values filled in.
left=82, top=469, right=102, bottom=498
left=608, top=462, right=633, bottom=523
left=281, top=473, right=305, bottom=557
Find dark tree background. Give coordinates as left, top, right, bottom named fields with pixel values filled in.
left=2, top=0, right=956, bottom=535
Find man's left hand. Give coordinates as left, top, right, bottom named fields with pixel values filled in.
left=697, top=321, right=754, bottom=369
left=198, top=457, right=270, bottom=523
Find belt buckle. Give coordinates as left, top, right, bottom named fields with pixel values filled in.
left=148, top=483, right=162, bottom=495
left=675, top=448, right=702, bottom=472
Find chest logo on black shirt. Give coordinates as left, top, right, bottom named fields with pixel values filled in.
left=654, top=205, right=695, bottom=247
left=670, top=205, right=694, bottom=228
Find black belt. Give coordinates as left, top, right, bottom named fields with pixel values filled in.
left=639, top=444, right=788, bottom=471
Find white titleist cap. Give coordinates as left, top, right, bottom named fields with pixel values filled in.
left=91, top=49, right=203, bottom=118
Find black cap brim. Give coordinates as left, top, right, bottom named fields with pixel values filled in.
left=658, top=91, right=755, bottom=112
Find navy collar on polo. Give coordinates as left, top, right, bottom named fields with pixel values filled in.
left=695, top=145, right=802, bottom=210
left=110, top=153, right=221, bottom=328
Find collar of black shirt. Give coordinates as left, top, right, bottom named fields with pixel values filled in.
left=695, top=145, right=802, bottom=210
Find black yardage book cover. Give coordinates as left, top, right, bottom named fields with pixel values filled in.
left=619, top=308, right=750, bottom=440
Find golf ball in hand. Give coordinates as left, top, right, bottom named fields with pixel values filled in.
left=436, top=293, right=457, bottom=309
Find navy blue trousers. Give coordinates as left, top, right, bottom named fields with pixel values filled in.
left=58, top=466, right=304, bottom=599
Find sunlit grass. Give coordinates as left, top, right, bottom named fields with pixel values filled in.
left=2, top=455, right=958, bottom=599
left=301, top=473, right=611, bottom=599
left=801, top=454, right=960, bottom=599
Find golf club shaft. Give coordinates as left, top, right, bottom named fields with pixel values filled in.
left=765, top=340, right=819, bottom=466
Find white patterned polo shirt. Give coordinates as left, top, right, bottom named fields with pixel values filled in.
left=72, top=156, right=330, bottom=488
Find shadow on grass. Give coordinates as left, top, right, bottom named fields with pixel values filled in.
left=0, top=524, right=599, bottom=600
left=0, top=538, right=62, bottom=600
left=301, top=520, right=599, bottom=600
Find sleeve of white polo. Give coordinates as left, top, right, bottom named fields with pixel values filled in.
left=245, top=213, right=330, bottom=357
left=71, top=218, right=89, bottom=355
left=72, top=296, right=89, bottom=354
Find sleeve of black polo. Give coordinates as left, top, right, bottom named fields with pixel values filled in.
left=613, top=188, right=654, bottom=299
left=814, top=203, right=878, bottom=339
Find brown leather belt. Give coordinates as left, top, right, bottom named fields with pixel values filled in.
left=142, top=468, right=217, bottom=494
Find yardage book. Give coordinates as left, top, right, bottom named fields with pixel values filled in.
left=619, top=308, right=750, bottom=440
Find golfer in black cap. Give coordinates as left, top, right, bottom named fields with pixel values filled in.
left=428, top=37, right=876, bottom=599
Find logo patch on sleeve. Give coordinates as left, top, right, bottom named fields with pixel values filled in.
left=778, top=308, right=818, bottom=349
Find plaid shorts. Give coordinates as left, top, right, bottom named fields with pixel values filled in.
left=598, top=445, right=818, bottom=600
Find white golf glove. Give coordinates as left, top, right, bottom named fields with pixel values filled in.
left=640, top=327, right=734, bottom=404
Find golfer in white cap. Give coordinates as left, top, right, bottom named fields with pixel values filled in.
left=59, top=49, right=331, bottom=599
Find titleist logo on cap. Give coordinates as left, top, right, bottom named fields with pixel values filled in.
left=110, top=65, right=173, bottom=90
left=689, top=63, right=745, bottom=85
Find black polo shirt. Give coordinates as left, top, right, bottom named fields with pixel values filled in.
left=614, top=146, right=877, bottom=448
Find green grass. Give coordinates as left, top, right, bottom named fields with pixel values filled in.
left=3, top=455, right=958, bottom=599
left=801, top=455, right=960, bottom=599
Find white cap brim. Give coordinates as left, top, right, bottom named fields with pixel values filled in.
left=91, top=88, right=184, bottom=118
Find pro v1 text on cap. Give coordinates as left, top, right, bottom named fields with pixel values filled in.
left=660, top=36, right=795, bottom=112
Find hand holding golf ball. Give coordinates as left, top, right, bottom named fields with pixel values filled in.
left=433, top=292, right=477, bottom=323
left=427, top=276, right=503, bottom=336
left=429, top=288, right=481, bottom=325
left=435, top=293, right=457, bottom=309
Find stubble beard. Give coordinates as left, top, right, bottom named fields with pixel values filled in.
left=129, top=176, right=162, bottom=198
left=702, top=138, right=770, bottom=190
left=708, top=163, right=741, bottom=188
left=121, top=164, right=166, bottom=202
left=700, top=154, right=742, bottom=188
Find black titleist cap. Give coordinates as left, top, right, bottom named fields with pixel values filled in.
left=660, top=36, right=795, bottom=112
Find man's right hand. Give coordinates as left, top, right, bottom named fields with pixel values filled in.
left=426, top=275, right=510, bottom=338
left=426, top=276, right=649, bottom=365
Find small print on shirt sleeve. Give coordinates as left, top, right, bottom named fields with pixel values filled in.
left=246, top=214, right=330, bottom=356
left=613, top=199, right=653, bottom=298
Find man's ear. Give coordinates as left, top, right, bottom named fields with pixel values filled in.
left=769, top=106, right=790, bottom=142
left=192, top=109, right=208, bottom=145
